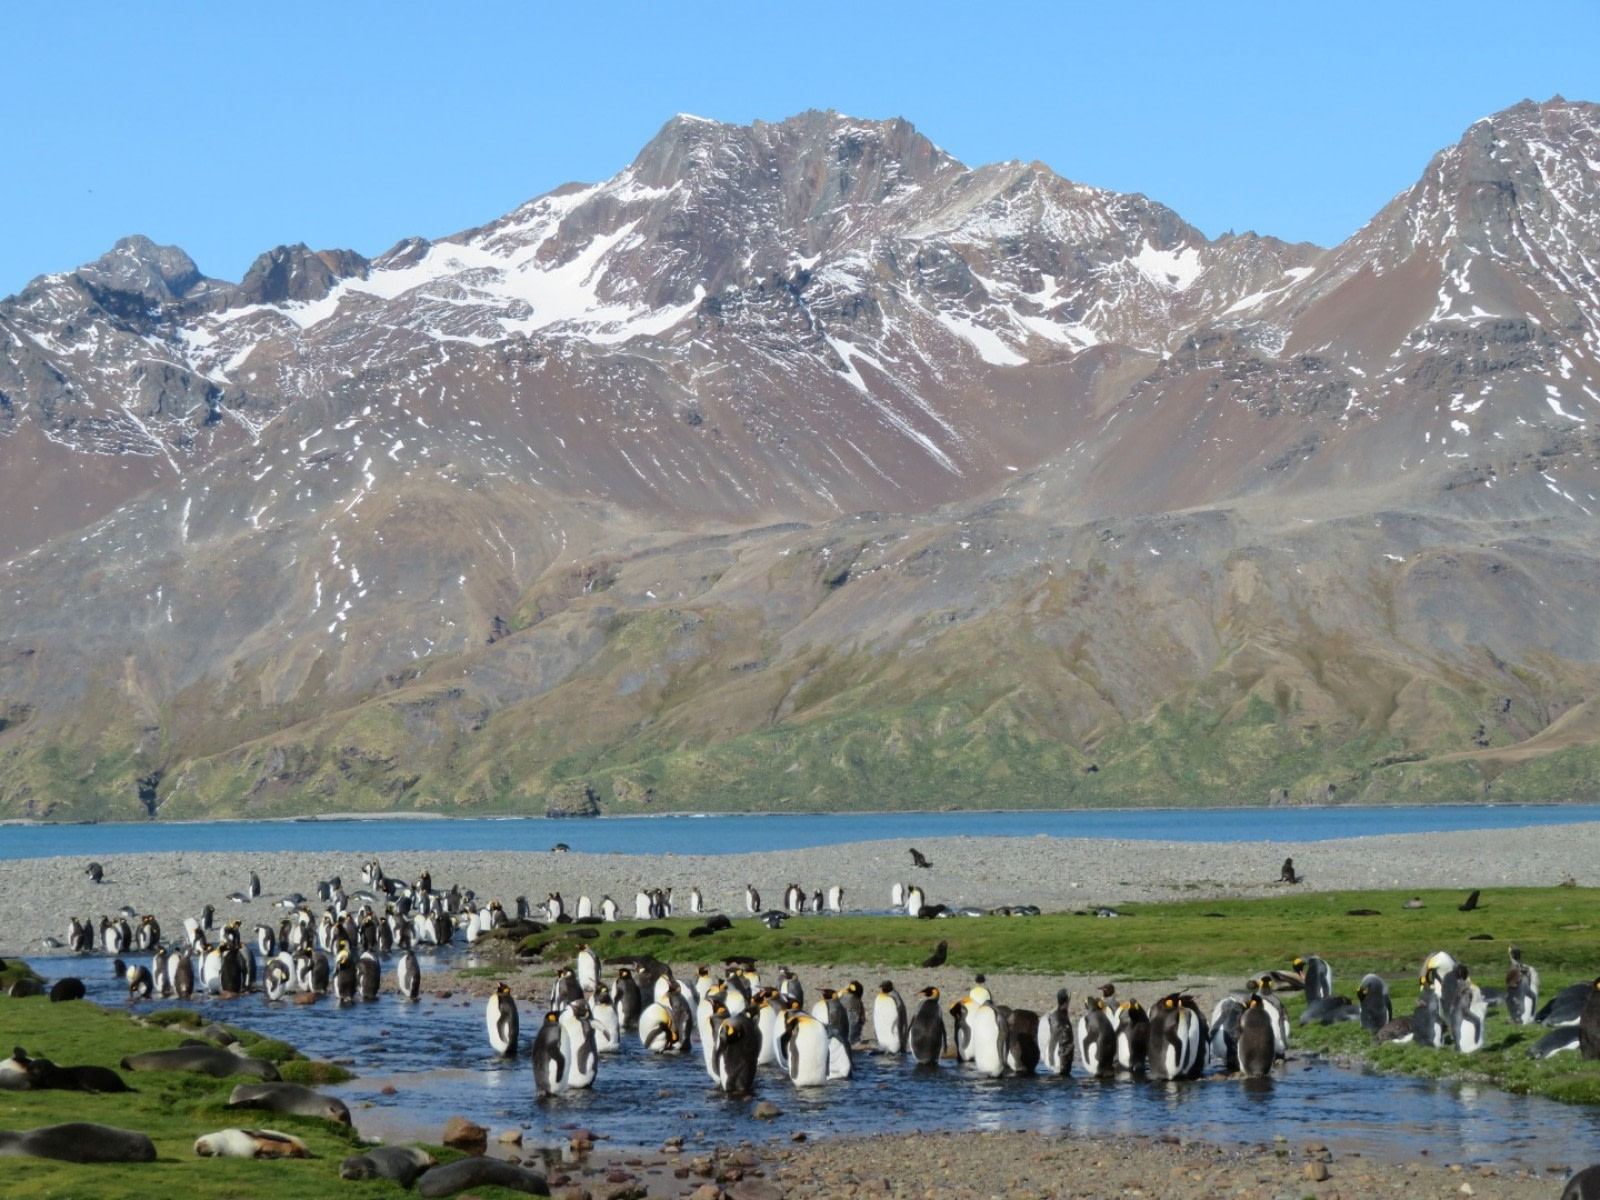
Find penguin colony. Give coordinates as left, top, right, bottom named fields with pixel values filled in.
left=30, top=858, right=1600, bottom=1116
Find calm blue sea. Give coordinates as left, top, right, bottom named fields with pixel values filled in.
left=4, top=803, right=1600, bottom=860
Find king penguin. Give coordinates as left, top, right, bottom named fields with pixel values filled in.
left=1357, top=974, right=1392, bottom=1033
left=1450, top=963, right=1488, bottom=1054
left=558, top=1002, right=598, bottom=1089
left=909, top=986, right=946, bottom=1065
left=1075, top=993, right=1116, bottom=1078
left=487, top=982, right=520, bottom=1056
left=531, top=1010, right=566, bottom=1097
left=1040, top=988, right=1074, bottom=1076
left=1114, top=999, right=1150, bottom=1071
left=396, top=949, right=421, bottom=1002
left=1238, top=994, right=1277, bottom=1076
left=873, top=981, right=908, bottom=1054
left=714, top=1011, right=760, bottom=1097
left=1506, top=946, right=1540, bottom=1024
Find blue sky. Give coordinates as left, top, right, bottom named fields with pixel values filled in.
left=3, top=1, right=1595, bottom=298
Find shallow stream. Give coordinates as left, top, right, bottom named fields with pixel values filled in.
left=25, top=950, right=1600, bottom=1173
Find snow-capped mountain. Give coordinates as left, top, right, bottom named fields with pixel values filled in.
left=2, top=100, right=1597, bottom=820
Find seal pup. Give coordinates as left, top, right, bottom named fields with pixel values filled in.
left=340, top=1146, right=437, bottom=1186
left=193, top=1128, right=309, bottom=1159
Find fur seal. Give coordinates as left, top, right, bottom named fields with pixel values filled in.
left=0, top=1122, right=156, bottom=1162
left=227, top=1081, right=351, bottom=1124
left=19, top=1051, right=133, bottom=1093
left=121, top=1046, right=280, bottom=1080
left=194, top=1128, right=310, bottom=1159
left=416, top=1155, right=549, bottom=1197
left=340, top=1145, right=438, bottom=1185
left=47, top=978, right=86, bottom=1003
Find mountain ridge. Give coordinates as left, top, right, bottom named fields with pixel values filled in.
left=1, top=98, right=1597, bottom=820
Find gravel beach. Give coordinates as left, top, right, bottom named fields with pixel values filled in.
left=6, top=822, right=1598, bottom=960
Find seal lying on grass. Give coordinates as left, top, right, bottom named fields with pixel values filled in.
left=21, top=1051, right=134, bottom=1093
left=227, top=1081, right=350, bottom=1124
left=121, top=1045, right=280, bottom=1080
left=0, top=1123, right=156, bottom=1162
left=194, top=1128, right=311, bottom=1159
left=340, top=1146, right=438, bottom=1186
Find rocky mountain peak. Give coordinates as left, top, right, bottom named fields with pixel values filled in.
left=236, top=243, right=371, bottom=306
left=74, top=234, right=206, bottom=306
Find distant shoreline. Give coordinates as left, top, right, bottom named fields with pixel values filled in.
left=4, top=797, right=1598, bottom=828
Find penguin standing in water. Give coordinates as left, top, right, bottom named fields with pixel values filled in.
left=1238, top=994, right=1277, bottom=1077
left=1114, top=999, right=1150, bottom=1072
left=1040, top=988, right=1074, bottom=1076
left=1208, top=996, right=1243, bottom=1071
left=967, top=1002, right=1008, bottom=1079
left=910, top=986, right=946, bottom=1066
left=531, top=1011, right=566, bottom=1097
left=1147, top=993, right=1205, bottom=1080
left=714, top=1011, right=760, bottom=1097
left=558, top=1002, right=598, bottom=1090
left=783, top=1011, right=832, bottom=1086
left=949, top=996, right=973, bottom=1063
left=1004, top=1007, right=1041, bottom=1075
left=873, top=982, right=907, bottom=1054
left=333, top=951, right=357, bottom=1007
left=357, top=951, right=381, bottom=1002
left=639, top=996, right=682, bottom=1054
left=1075, top=993, right=1116, bottom=1078
left=589, top=984, right=622, bottom=1053
left=487, top=983, right=520, bottom=1057
left=1357, top=974, right=1392, bottom=1033
left=613, top=969, right=643, bottom=1030
left=396, top=950, right=421, bottom=1002
left=263, top=958, right=291, bottom=1002
left=1450, top=963, right=1488, bottom=1054
left=1248, top=979, right=1291, bottom=1059
left=1506, top=946, right=1540, bottom=1024
left=811, top=988, right=847, bottom=1036
left=171, top=950, right=194, bottom=1001
left=840, top=980, right=866, bottom=1043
